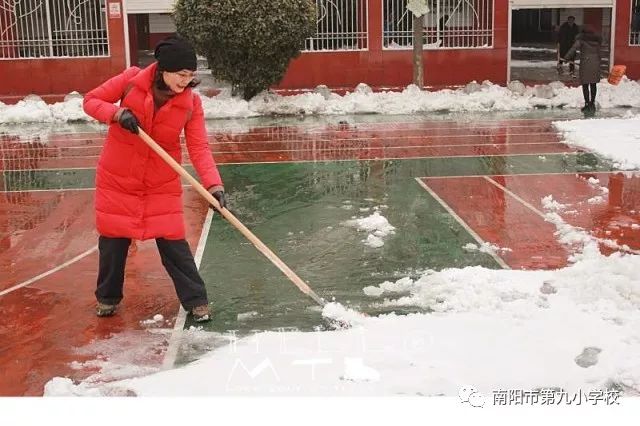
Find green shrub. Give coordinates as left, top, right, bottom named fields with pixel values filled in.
left=174, top=0, right=316, bottom=100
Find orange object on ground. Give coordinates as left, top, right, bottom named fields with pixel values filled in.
left=608, top=65, right=626, bottom=85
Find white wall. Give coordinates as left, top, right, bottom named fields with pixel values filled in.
left=510, top=0, right=613, bottom=8
left=150, top=14, right=176, bottom=33
left=126, top=0, right=175, bottom=14
left=559, top=8, right=585, bottom=24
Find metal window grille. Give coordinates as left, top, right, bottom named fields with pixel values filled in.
left=383, top=0, right=493, bottom=49
left=305, top=0, right=368, bottom=51
left=631, top=0, right=640, bottom=45
left=0, top=0, right=109, bottom=59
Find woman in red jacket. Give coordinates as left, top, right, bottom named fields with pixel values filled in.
left=83, top=36, right=225, bottom=322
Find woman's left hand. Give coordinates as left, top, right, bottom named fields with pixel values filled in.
left=208, top=185, right=226, bottom=210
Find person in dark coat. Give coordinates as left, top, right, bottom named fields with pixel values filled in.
left=557, top=16, right=580, bottom=76
left=564, top=25, right=603, bottom=113
left=83, top=36, right=226, bottom=322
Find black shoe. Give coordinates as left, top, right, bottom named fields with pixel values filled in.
left=580, top=103, right=590, bottom=112
left=96, top=303, right=118, bottom=317
left=191, top=305, right=212, bottom=322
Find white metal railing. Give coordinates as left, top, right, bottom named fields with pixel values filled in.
left=631, top=0, right=640, bottom=45
left=305, top=0, right=368, bottom=51
left=0, top=0, right=109, bottom=59
left=383, top=0, right=494, bottom=49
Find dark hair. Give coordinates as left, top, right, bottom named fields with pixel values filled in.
left=154, top=68, right=200, bottom=90
left=567, top=16, right=575, bottom=20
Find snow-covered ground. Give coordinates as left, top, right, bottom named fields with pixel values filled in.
left=44, top=110, right=640, bottom=396
left=554, top=114, right=640, bottom=169
left=2, top=78, right=639, bottom=124
left=510, top=60, right=564, bottom=69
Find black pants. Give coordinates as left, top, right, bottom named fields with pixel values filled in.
left=95, top=236, right=209, bottom=310
left=582, top=83, right=597, bottom=104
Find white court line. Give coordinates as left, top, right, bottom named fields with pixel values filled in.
left=0, top=245, right=99, bottom=297
left=3, top=139, right=569, bottom=163
left=1, top=151, right=579, bottom=173
left=422, top=171, right=633, bottom=180
left=0, top=134, right=566, bottom=156
left=483, top=176, right=640, bottom=256
left=414, top=177, right=510, bottom=269
left=3, top=130, right=560, bottom=147
left=3, top=164, right=617, bottom=195
left=13, top=119, right=557, bottom=140
left=161, top=208, right=214, bottom=370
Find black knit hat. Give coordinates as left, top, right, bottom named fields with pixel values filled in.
left=154, top=36, right=197, bottom=72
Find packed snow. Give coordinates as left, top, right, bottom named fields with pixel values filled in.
left=511, top=46, right=557, bottom=53
left=344, top=211, right=396, bottom=248
left=510, top=60, right=563, bottom=69
left=553, top=114, right=640, bottom=169
left=2, top=78, right=640, bottom=124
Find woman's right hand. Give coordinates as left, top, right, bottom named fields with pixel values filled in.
left=117, top=109, right=140, bottom=134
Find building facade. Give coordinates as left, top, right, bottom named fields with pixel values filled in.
left=1, top=0, right=639, bottom=102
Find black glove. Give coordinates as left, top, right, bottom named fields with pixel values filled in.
left=210, top=190, right=226, bottom=210
left=118, top=109, right=140, bottom=134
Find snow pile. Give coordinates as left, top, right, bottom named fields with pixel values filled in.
left=344, top=211, right=396, bottom=248
left=4, top=78, right=640, bottom=123
left=554, top=114, right=640, bottom=169
left=140, top=314, right=165, bottom=327
left=321, top=302, right=368, bottom=327
left=341, top=357, right=381, bottom=382
left=363, top=277, right=416, bottom=297
left=541, top=194, right=567, bottom=211
left=511, top=60, right=560, bottom=68
left=0, top=96, right=56, bottom=123
left=0, top=93, right=86, bottom=124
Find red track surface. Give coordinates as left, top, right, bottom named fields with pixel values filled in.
left=422, top=172, right=640, bottom=269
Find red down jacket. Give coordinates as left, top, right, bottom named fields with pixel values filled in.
left=83, top=63, right=223, bottom=240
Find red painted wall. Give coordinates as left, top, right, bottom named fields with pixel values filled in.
left=149, top=33, right=175, bottom=49
left=128, top=14, right=139, bottom=67
left=583, top=8, right=604, bottom=33
left=1, top=0, right=637, bottom=100
left=0, top=1, right=127, bottom=103
left=614, top=0, right=640, bottom=80
left=277, top=0, right=508, bottom=90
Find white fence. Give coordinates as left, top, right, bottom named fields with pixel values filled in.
left=0, top=0, right=109, bottom=59
left=383, top=0, right=494, bottom=49
left=305, top=0, right=368, bottom=51
left=632, top=0, right=640, bottom=45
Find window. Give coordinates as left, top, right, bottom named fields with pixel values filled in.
left=383, top=0, right=494, bottom=49
left=305, top=0, right=368, bottom=51
left=0, top=0, right=109, bottom=59
left=631, top=0, right=640, bottom=45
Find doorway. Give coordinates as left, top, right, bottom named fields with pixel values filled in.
left=509, top=7, right=612, bottom=84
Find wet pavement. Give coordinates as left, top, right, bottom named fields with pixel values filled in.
left=1, top=111, right=638, bottom=395
left=510, top=43, right=610, bottom=84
